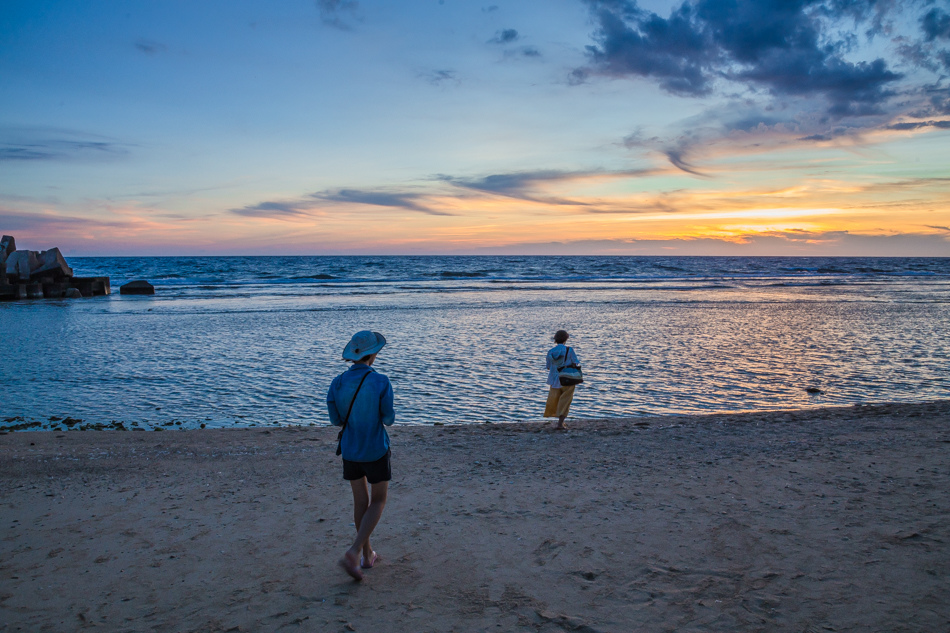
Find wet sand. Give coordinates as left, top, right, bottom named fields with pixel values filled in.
left=1, top=401, right=948, bottom=632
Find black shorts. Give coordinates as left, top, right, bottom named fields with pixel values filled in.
left=342, top=449, right=392, bottom=484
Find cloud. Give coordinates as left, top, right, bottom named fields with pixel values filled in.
left=420, top=69, right=459, bottom=85
left=231, top=200, right=314, bottom=219
left=489, top=28, right=519, bottom=44
left=441, top=170, right=577, bottom=197
left=134, top=39, right=167, bottom=55
left=922, top=8, right=950, bottom=41
left=315, top=189, right=450, bottom=215
left=438, top=168, right=660, bottom=208
left=577, top=0, right=917, bottom=116
left=504, top=46, right=542, bottom=59
left=441, top=168, right=651, bottom=197
left=0, top=127, right=128, bottom=162
left=232, top=188, right=449, bottom=219
left=886, top=119, right=950, bottom=131
left=662, top=148, right=706, bottom=177
left=0, top=205, right=179, bottom=240
left=440, top=170, right=595, bottom=206
left=316, top=0, right=360, bottom=30
left=0, top=210, right=107, bottom=232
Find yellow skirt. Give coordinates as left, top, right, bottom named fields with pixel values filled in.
left=544, top=385, right=576, bottom=418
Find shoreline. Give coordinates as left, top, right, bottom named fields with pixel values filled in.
left=3, top=398, right=948, bottom=433
left=2, top=400, right=948, bottom=631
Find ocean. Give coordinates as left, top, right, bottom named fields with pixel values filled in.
left=3, top=256, right=949, bottom=429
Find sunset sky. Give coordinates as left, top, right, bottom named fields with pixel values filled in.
left=2, top=0, right=949, bottom=255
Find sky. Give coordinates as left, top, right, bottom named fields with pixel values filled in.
left=1, top=0, right=949, bottom=256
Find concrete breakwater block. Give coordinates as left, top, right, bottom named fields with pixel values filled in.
left=32, top=247, right=73, bottom=278
left=120, top=280, right=155, bottom=295
left=0, top=235, right=15, bottom=269
left=0, top=284, right=27, bottom=300
left=0, top=235, right=15, bottom=258
left=25, top=282, right=43, bottom=299
left=5, top=250, right=38, bottom=279
left=0, top=276, right=111, bottom=300
left=41, top=281, right=69, bottom=299
left=0, top=236, right=110, bottom=300
left=71, top=277, right=111, bottom=297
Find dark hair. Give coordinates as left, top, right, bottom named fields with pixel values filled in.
left=358, top=354, right=375, bottom=363
left=554, top=330, right=569, bottom=344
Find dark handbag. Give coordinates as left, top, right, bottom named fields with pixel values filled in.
left=335, top=371, right=371, bottom=456
left=557, top=346, right=584, bottom=386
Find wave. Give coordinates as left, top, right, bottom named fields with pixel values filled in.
left=438, top=271, right=487, bottom=278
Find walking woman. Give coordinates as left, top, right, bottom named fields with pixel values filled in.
left=544, top=329, right=581, bottom=430
left=327, top=330, right=395, bottom=581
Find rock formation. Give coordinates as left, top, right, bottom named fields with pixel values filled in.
left=119, top=280, right=155, bottom=295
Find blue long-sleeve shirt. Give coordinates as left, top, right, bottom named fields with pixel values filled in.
left=327, top=364, right=395, bottom=462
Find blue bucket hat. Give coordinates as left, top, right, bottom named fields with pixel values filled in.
left=342, top=330, right=386, bottom=361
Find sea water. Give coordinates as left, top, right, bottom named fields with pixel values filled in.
left=2, top=256, right=948, bottom=428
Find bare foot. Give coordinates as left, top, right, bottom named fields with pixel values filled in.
left=338, top=551, right=363, bottom=581
left=360, top=551, right=378, bottom=569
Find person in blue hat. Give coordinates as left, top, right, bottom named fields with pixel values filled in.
left=327, top=330, right=395, bottom=581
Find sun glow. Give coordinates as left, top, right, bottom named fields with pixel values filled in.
left=620, top=207, right=843, bottom=223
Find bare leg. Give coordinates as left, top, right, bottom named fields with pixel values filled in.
left=555, top=414, right=567, bottom=430
left=349, top=479, right=373, bottom=563
left=340, top=481, right=388, bottom=578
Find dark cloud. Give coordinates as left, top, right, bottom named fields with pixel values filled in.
left=0, top=128, right=128, bottom=162
left=578, top=0, right=907, bottom=115
left=316, top=0, right=360, bottom=30
left=579, top=1, right=715, bottom=95
left=922, top=8, right=950, bottom=41
left=134, top=39, right=167, bottom=55
left=489, top=28, right=519, bottom=44
left=314, top=189, right=450, bottom=215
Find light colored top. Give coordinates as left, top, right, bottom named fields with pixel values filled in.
left=327, top=364, right=395, bottom=462
left=546, top=343, right=580, bottom=389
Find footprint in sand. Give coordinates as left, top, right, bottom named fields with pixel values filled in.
left=533, top=539, right=565, bottom=566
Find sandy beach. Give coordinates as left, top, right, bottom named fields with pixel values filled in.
left=1, top=401, right=948, bottom=632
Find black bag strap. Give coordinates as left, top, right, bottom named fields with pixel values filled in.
left=336, top=371, right=371, bottom=456
left=558, top=346, right=571, bottom=369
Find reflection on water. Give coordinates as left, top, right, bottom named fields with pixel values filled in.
left=3, top=277, right=948, bottom=427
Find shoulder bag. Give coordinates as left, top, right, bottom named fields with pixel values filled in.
left=557, top=346, right=584, bottom=386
